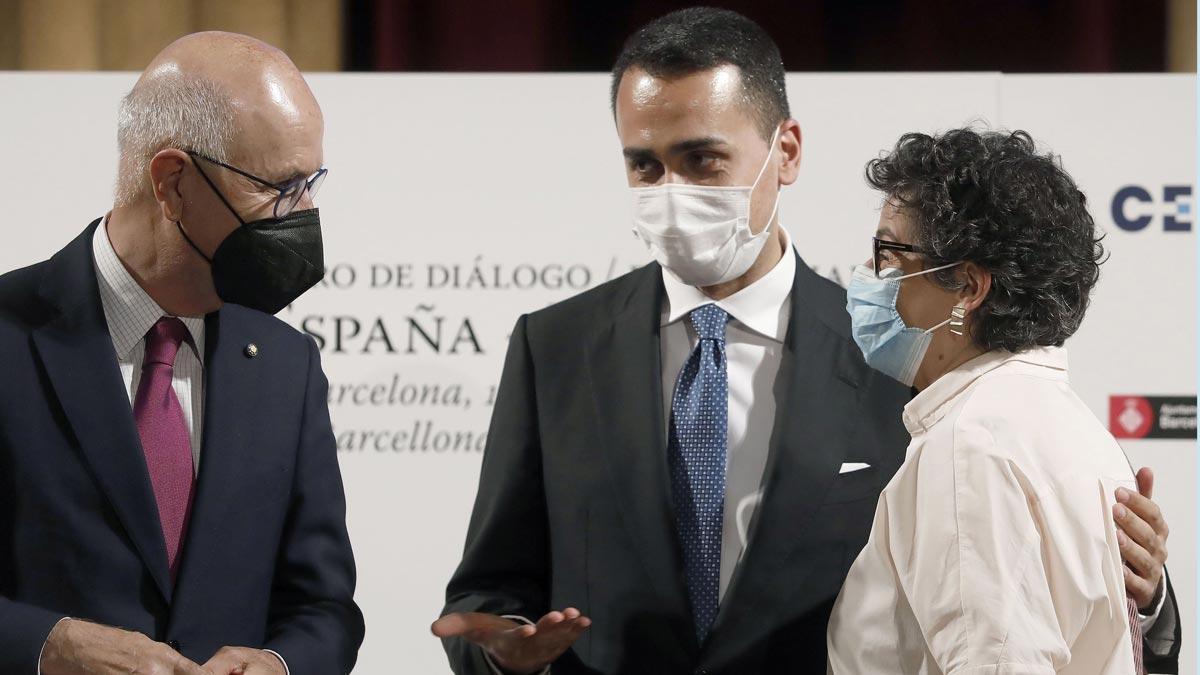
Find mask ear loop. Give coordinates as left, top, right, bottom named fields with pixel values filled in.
left=176, top=221, right=213, bottom=264
left=921, top=303, right=970, bottom=337
left=894, top=261, right=968, bottom=336
left=751, top=125, right=783, bottom=189
left=190, top=156, right=248, bottom=227
left=921, top=317, right=953, bottom=336
left=176, top=155, right=249, bottom=265
left=749, top=125, right=784, bottom=239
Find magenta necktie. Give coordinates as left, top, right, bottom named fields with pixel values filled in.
left=1127, top=594, right=1146, bottom=675
left=133, top=317, right=196, bottom=581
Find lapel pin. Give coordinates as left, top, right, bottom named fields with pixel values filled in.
left=244, top=343, right=259, bottom=358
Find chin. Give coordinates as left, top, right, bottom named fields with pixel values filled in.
left=185, top=291, right=222, bottom=317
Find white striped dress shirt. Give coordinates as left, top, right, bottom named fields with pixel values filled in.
left=92, top=218, right=206, bottom=469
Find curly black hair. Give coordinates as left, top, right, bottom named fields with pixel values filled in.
left=866, top=128, right=1106, bottom=352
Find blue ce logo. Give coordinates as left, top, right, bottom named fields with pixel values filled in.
left=1111, top=185, right=1193, bottom=232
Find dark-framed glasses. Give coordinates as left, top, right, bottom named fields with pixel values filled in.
left=187, top=151, right=327, bottom=218
left=872, top=237, right=925, bottom=278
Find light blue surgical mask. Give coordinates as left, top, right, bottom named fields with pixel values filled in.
left=846, top=262, right=962, bottom=387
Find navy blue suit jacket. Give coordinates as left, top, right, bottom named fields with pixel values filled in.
left=0, top=221, right=364, bottom=673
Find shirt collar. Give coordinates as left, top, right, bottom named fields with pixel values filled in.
left=92, top=216, right=206, bottom=362
left=902, top=346, right=1069, bottom=434
left=660, top=226, right=796, bottom=342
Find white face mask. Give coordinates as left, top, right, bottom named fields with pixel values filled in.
left=630, top=126, right=782, bottom=287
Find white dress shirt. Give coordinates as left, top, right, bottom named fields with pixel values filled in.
left=827, top=347, right=1142, bottom=674
left=35, top=219, right=287, bottom=674
left=93, top=219, right=206, bottom=463
left=660, top=227, right=795, bottom=600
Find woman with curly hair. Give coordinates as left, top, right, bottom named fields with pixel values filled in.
left=826, top=129, right=1146, bottom=674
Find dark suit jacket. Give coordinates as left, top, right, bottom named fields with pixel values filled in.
left=0, top=220, right=364, bottom=674
left=443, top=256, right=1181, bottom=674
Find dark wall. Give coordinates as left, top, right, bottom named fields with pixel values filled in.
left=345, top=0, right=1168, bottom=72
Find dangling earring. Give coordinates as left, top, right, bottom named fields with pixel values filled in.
left=949, top=305, right=967, bottom=336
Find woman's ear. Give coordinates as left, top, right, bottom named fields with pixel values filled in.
left=148, top=148, right=189, bottom=222
left=957, top=262, right=991, bottom=312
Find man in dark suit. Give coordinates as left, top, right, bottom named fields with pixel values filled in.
left=435, top=8, right=1179, bottom=674
left=0, top=32, right=362, bottom=674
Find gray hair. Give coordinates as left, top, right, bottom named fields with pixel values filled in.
left=115, top=71, right=237, bottom=207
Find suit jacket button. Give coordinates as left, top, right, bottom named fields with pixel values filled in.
left=244, top=343, right=259, bottom=358
left=167, top=640, right=181, bottom=652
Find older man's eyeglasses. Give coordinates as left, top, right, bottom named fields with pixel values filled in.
left=872, top=237, right=925, bottom=277
left=187, top=151, right=327, bottom=218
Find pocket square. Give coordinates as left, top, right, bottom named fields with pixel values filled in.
left=838, top=462, right=872, bottom=474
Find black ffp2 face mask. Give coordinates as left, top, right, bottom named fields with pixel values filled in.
left=177, top=165, right=325, bottom=315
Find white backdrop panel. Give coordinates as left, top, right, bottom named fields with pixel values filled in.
left=1000, top=75, right=1197, bottom=674
left=0, top=72, right=1191, bottom=674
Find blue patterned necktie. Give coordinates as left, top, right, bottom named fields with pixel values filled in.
left=668, top=303, right=730, bottom=643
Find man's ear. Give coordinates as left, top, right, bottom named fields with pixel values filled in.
left=777, top=118, right=802, bottom=186
left=957, top=262, right=991, bottom=312
left=148, top=149, right=190, bottom=222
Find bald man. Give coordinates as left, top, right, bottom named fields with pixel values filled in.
left=0, top=32, right=363, bottom=674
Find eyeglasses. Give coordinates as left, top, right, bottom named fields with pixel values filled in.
left=187, top=151, right=327, bottom=218
left=872, top=237, right=925, bottom=278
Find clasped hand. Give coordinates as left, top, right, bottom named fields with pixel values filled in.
left=40, top=619, right=285, bottom=675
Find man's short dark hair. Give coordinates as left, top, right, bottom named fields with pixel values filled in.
left=610, top=7, right=790, bottom=139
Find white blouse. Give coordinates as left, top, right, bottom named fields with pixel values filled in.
left=827, top=347, right=1138, bottom=674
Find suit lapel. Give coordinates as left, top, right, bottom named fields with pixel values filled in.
left=171, top=307, right=266, bottom=596
left=706, top=256, right=864, bottom=648
left=30, top=220, right=174, bottom=602
left=585, top=264, right=697, bottom=650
